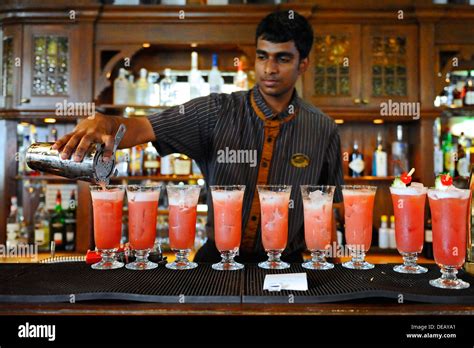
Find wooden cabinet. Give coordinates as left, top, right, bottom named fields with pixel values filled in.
left=1, top=24, right=22, bottom=109
left=305, top=24, right=419, bottom=108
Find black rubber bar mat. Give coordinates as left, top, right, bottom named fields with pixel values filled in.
left=243, top=264, right=474, bottom=304
left=0, top=263, right=242, bottom=303
left=0, top=263, right=473, bottom=304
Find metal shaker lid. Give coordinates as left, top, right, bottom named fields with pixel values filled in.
left=92, top=123, right=127, bottom=184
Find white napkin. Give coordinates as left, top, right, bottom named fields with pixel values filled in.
left=263, top=273, right=308, bottom=292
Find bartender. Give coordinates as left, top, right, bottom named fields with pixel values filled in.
left=53, top=10, right=345, bottom=263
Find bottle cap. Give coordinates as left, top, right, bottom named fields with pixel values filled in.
left=390, top=215, right=395, bottom=223
left=381, top=215, right=388, bottom=222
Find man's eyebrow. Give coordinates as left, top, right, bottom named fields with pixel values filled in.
left=256, top=49, right=295, bottom=58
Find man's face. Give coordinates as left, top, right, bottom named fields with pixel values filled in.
left=255, top=37, right=309, bottom=97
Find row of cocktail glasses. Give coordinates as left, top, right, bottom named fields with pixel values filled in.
left=90, top=183, right=471, bottom=290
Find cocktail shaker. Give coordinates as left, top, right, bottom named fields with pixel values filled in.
left=26, top=124, right=127, bottom=184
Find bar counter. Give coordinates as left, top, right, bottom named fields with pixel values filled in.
left=1, top=257, right=473, bottom=317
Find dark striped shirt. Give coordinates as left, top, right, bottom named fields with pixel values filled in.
left=148, top=86, right=344, bottom=256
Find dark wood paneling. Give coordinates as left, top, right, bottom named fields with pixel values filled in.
left=0, top=120, right=18, bottom=245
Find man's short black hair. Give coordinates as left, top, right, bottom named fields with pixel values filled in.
left=256, top=10, right=314, bottom=60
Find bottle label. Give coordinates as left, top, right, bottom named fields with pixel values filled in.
left=35, top=229, right=45, bottom=244
left=54, top=232, right=63, bottom=245
left=349, top=158, right=365, bottom=174
left=375, top=152, right=387, bottom=176
left=174, top=159, right=192, bottom=175
left=66, top=232, right=74, bottom=243
left=144, top=160, right=159, bottom=169
left=425, top=229, right=432, bottom=243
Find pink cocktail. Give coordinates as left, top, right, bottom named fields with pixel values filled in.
left=90, top=185, right=125, bottom=270
left=166, top=184, right=201, bottom=270
left=428, top=187, right=470, bottom=289
left=342, top=185, right=377, bottom=270
left=257, top=185, right=292, bottom=270
left=390, top=184, right=428, bottom=274
left=126, top=185, right=161, bottom=271
left=211, top=185, right=246, bottom=271
left=301, top=185, right=335, bottom=270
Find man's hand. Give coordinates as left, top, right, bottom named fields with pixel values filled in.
left=52, top=113, right=119, bottom=162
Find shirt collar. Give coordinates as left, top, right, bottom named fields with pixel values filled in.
left=252, top=85, right=299, bottom=120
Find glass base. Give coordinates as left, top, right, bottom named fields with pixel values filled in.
left=393, top=264, right=428, bottom=274
left=430, top=266, right=470, bottom=289
left=302, top=260, right=334, bottom=270
left=342, top=260, right=374, bottom=270
left=126, top=261, right=158, bottom=271
left=91, top=249, right=124, bottom=270
left=212, top=261, right=244, bottom=271
left=393, top=252, right=427, bottom=274
left=429, top=278, right=470, bottom=289
left=258, top=250, right=290, bottom=270
left=166, top=261, right=198, bottom=270
left=258, top=260, right=290, bottom=270
left=91, top=260, right=124, bottom=270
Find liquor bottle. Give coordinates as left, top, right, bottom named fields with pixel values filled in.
left=452, top=81, right=464, bottom=108
left=423, top=218, right=433, bottom=259
left=18, top=134, right=31, bottom=176
left=334, top=207, right=345, bottom=246
left=189, top=52, right=203, bottom=100
left=160, top=68, right=176, bottom=106
left=391, top=125, right=409, bottom=176
left=144, top=142, right=160, bottom=176
left=129, top=145, right=144, bottom=176
left=378, top=215, right=389, bottom=249
left=464, top=72, right=474, bottom=106
left=443, top=133, right=456, bottom=177
left=160, top=154, right=174, bottom=175
left=147, top=72, right=160, bottom=106
left=127, top=74, right=136, bottom=105
left=433, top=134, right=444, bottom=176
left=456, top=132, right=470, bottom=177
left=115, top=148, right=130, bottom=176
left=372, top=132, right=387, bottom=177
left=34, top=194, right=50, bottom=252
left=49, top=125, right=58, bottom=142
left=6, top=196, right=20, bottom=248
left=388, top=215, right=396, bottom=249
left=135, top=68, right=149, bottom=105
left=348, top=140, right=365, bottom=177
left=234, top=60, right=248, bottom=91
left=64, top=190, right=76, bottom=251
left=209, top=53, right=223, bottom=94
left=113, top=68, right=129, bottom=105
left=50, top=190, right=66, bottom=251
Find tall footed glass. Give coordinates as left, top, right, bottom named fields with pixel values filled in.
left=257, top=185, right=292, bottom=270
left=166, top=184, right=201, bottom=270
left=342, top=185, right=377, bottom=270
left=428, top=187, right=470, bottom=289
left=126, top=185, right=161, bottom=271
left=210, top=185, right=245, bottom=271
left=390, top=183, right=428, bottom=274
left=301, top=185, right=335, bottom=270
left=90, top=185, right=125, bottom=270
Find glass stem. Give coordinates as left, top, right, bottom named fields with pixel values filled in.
left=401, top=252, right=418, bottom=268
left=311, top=250, right=326, bottom=264
left=267, top=250, right=282, bottom=263
left=221, top=250, right=236, bottom=264
left=135, top=249, right=149, bottom=263
left=175, top=249, right=190, bottom=264
left=350, top=248, right=366, bottom=264
left=441, top=266, right=459, bottom=282
left=101, top=249, right=116, bottom=264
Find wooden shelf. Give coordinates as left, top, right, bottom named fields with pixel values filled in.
left=111, top=174, right=204, bottom=182
left=344, top=176, right=396, bottom=181
left=97, top=104, right=171, bottom=111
